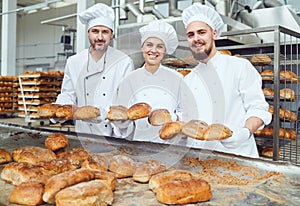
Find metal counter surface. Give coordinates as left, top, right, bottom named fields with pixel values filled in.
left=0, top=124, right=300, bottom=206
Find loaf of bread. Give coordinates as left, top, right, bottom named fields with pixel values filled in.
left=127, top=102, right=152, bottom=120
left=73, top=105, right=100, bottom=120
left=107, top=105, right=128, bottom=121
left=261, top=147, right=280, bottom=158
left=219, top=50, right=232, bottom=55
left=37, top=103, right=61, bottom=118
left=81, top=154, right=109, bottom=171
left=254, top=126, right=296, bottom=140
left=108, top=155, right=136, bottom=178
left=0, top=148, right=12, bottom=164
left=177, top=69, right=192, bottom=76
left=45, top=133, right=69, bottom=151
left=203, top=124, right=233, bottom=140
left=56, top=148, right=90, bottom=167
left=93, top=169, right=117, bottom=191
left=159, top=121, right=183, bottom=140
left=280, top=88, right=295, bottom=100
left=263, top=88, right=274, bottom=99
left=133, top=159, right=166, bottom=183
left=36, top=158, right=78, bottom=175
left=55, top=104, right=77, bottom=120
left=55, top=180, right=113, bottom=206
left=12, top=146, right=57, bottom=165
left=181, top=120, right=208, bottom=140
left=162, top=58, right=188, bottom=68
left=250, top=55, right=272, bottom=66
left=43, top=168, right=95, bottom=204
left=280, top=70, right=298, bottom=83
left=148, top=109, right=172, bottom=126
left=260, top=70, right=274, bottom=81
left=8, top=181, right=45, bottom=205
left=268, top=106, right=297, bottom=122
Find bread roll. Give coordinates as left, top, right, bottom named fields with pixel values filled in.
left=36, top=158, right=78, bottom=175
left=133, top=159, right=166, bottom=183
left=43, top=168, right=95, bottom=204
left=268, top=106, right=296, bottom=122
left=261, top=147, right=280, bottom=158
left=12, top=146, right=57, bottom=165
left=159, top=121, right=183, bottom=140
left=260, top=70, right=274, bottom=81
left=203, top=124, right=233, bottom=140
left=162, top=58, right=187, bottom=68
left=177, top=69, right=192, bottom=76
left=45, top=133, right=69, bottom=151
left=93, top=170, right=117, bottom=191
left=108, top=155, right=136, bottom=178
left=219, top=50, right=232, bottom=55
left=57, top=148, right=90, bottom=167
left=280, top=70, right=298, bottom=83
left=81, top=154, right=109, bottom=171
left=0, top=148, right=12, bottom=164
left=127, top=102, right=151, bottom=120
left=55, top=180, right=113, bottom=206
left=280, top=88, right=295, bottom=100
left=250, top=55, right=272, bottom=66
left=107, top=105, right=128, bottom=121
left=155, top=177, right=212, bottom=204
left=181, top=120, right=208, bottom=140
left=55, top=104, right=77, bottom=119
left=8, top=181, right=45, bottom=205
left=148, top=109, right=172, bottom=126
left=73, top=105, right=100, bottom=120
left=37, top=103, right=61, bottom=118
left=263, top=88, right=274, bottom=99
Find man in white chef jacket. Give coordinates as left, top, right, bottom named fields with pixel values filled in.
left=55, top=3, right=134, bottom=136
left=181, top=4, right=272, bottom=158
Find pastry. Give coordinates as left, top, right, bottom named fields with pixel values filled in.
left=45, top=133, right=69, bottom=151
left=133, top=159, right=166, bottom=183
left=203, top=124, right=233, bottom=140
left=107, top=105, right=128, bottom=121
left=159, top=121, right=183, bottom=140
left=181, top=120, right=208, bottom=140
left=73, top=105, right=100, bottom=120
left=127, top=102, right=151, bottom=120
left=148, top=109, right=172, bottom=126
left=108, top=155, right=136, bottom=178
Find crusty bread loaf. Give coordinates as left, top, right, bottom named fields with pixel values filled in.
left=254, top=126, right=295, bottom=140
left=107, top=105, right=128, bottom=121
left=56, top=148, right=90, bottom=167
left=0, top=148, right=12, bottom=164
left=148, top=109, right=172, bottom=126
left=155, top=177, right=212, bottom=204
left=108, top=155, right=136, bottom=178
left=8, top=181, right=45, bottom=205
left=55, top=104, right=77, bottom=119
left=261, top=147, right=280, bottom=158
left=162, top=58, right=188, bottom=68
left=55, top=180, right=113, bottom=206
left=127, top=102, right=152, bottom=120
left=280, top=88, right=295, bottom=100
left=45, top=133, right=69, bottom=151
left=268, top=106, right=297, bottom=122
left=177, top=69, right=192, bottom=76
left=93, top=169, right=117, bottom=191
left=250, top=55, right=272, bottom=66
left=280, top=70, right=298, bottom=83
left=81, top=154, right=109, bottom=171
left=159, top=121, right=183, bottom=140
left=260, top=70, right=274, bottom=81
left=36, top=158, right=78, bottom=175
left=263, top=88, right=274, bottom=99
left=43, top=168, right=95, bottom=204
left=133, top=159, right=166, bottom=183
left=12, top=146, right=57, bottom=165
left=181, top=120, right=208, bottom=140
left=73, top=105, right=100, bottom=120
left=37, top=103, right=61, bottom=118
left=219, top=50, right=232, bottom=55
left=203, top=124, right=233, bottom=140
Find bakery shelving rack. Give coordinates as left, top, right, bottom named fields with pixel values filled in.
left=217, top=26, right=300, bottom=165
left=0, top=76, right=19, bottom=116
left=18, top=71, right=63, bottom=126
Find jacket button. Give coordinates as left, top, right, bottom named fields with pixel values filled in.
left=103, top=77, right=106, bottom=79
left=105, top=125, right=108, bottom=127
left=87, top=93, right=89, bottom=96
left=103, top=93, right=106, bottom=96
left=86, top=77, right=88, bottom=80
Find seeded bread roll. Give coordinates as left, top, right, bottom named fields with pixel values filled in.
left=181, top=120, right=208, bottom=140
left=133, top=159, right=166, bottom=183
left=45, top=133, right=69, bottom=151
left=55, top=180, right=113, bottom=206
left=0, top=148, right=12, bottom=164
left=108, top=155, right=136, bottom=178
left=127, top=102, right=152, bottom=120
left=73, top=105, right=100, bottom=120
left=159, top=121, right=183, bottom=140
left=148, top=109, right=172, bottom=126
left=107, top=105, right=128, bottom=121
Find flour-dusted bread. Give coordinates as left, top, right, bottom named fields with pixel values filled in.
left=127, top=102, right=152, bottom=120
left=107, top=105, right=128, bottom=121
left=155, top=177, right=212, bottom=204
left=43, top=168, right=95, bottom=204
left=45, top=133, right=69, bottom=151
left=93, top=169, right=117, bottom=191
left=148, top=109, right=172, bottom=126
left=12, top=146, right=57, bottom=165
left=108, top=155, right=136, bottom=178
left=55, top=180, right=113, bottom=206
left=81, top=154, right=109, bottom=171
left=133, top=159, right=166, bottom=183
left=73, top=105, right=100, bottom=120
left=55, top=104, right=77, bottom=120
left=159, top=121, right=183, bottom=140
left=36, top=158, right=79, bottom=175
left=0, top=148, right=12, bottom=164
left=56, top=147, right=90, bottom=167
left=37, top=103, right=61, bottom=118
left=203, top=124, right=232, bottom=140
left=8, top=181, right=45, bottom=206
left=181, top=120, right=209, bottom=140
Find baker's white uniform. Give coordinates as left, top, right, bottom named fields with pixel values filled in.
left=183, top=51, right=272, bottom=158
left=55, top=46, right=134, bottom=136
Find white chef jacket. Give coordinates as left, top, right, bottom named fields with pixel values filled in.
left=112, top=64, right=187, bottom=145
left=183, top=51, right=272, bottom=158
left=55, top=46, right=134, bottom=136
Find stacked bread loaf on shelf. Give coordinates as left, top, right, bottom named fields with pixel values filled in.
left=0, top=76, right=19, bottom=113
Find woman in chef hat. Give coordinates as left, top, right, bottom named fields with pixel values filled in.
left=111, top=20, right=195, bottom=145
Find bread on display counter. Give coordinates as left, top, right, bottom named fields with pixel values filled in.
left=81, top=154, right=109, bottom=171
left=45, top=133, right=69, bottom=151
left=133, top=159, right=166, bottom=183
left=108, top=155, right=136, bottom=178
left=250, top=55, right=272, bottom=66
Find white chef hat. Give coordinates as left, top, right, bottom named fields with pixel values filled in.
left=182, top=3, right=224, bottom=37
left=78, top=3, right=115, bottom=31
left=139, top=20, right=178, bottom=54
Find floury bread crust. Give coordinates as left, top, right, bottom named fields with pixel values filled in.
left=133, top=159, right=166, bottom=183
left=127, top=102, right=152, bottom=120
left=148, top=109, right=172, bottom=126
left=73, top=105, right=100, bottom=120
left=107, top=105, right=128, bottom=121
